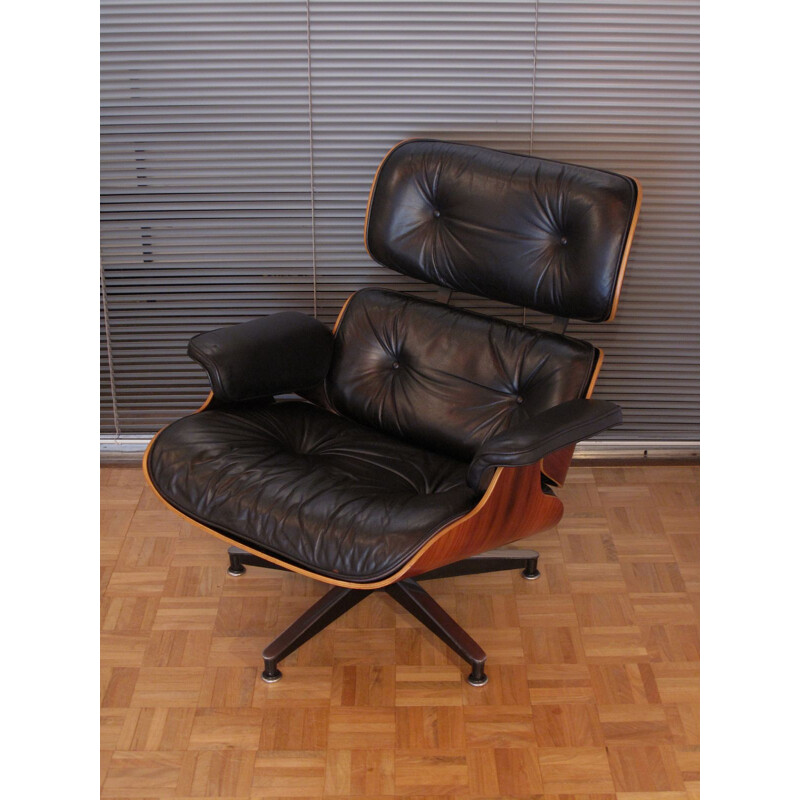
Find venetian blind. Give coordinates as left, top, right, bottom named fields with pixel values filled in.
left=101, top=0, right=315, bottom=434
left=101, top=0, right=699, bottom=442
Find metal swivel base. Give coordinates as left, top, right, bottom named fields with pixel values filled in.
left=226, top=545, right=540, bottom=687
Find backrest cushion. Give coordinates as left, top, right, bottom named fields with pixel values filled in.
left=366, top=139, right=639, bottom=323
left=325, top=288, right=598, bottom=461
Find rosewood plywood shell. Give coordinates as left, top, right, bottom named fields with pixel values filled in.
left=403, top=463, right=563, bottom=578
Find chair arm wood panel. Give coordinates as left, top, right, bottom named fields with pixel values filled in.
left=542, top=443, right=576, bottom=488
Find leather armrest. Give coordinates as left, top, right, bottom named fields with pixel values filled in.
left=467, top=399, right=622, bottom=490
left=187, top=312, right=334, bottom=403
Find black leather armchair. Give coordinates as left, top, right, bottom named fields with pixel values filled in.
left=144, top=139, right=640, bottom=685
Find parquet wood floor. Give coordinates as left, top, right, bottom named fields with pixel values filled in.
left=101, top=465, right=699, bottom=799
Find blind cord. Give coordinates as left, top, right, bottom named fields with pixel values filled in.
left=100, top=260, right=122, bottom=439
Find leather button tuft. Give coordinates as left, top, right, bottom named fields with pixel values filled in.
left=560, top=236, right=568, bottom=245
left=516, top=396, right=524, bottom=404
left=433, top=209, right=441, bottom=218
left=392, top=361, right=400, bottom=370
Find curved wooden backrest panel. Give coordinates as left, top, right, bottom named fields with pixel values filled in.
left=606, top=175, right=642, bottom=322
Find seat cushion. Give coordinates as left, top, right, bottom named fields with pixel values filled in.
left=147, top=400, right=476, bottom=583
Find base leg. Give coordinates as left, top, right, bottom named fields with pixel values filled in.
left=261, top=585, right=371, bottom=682
left=386, top=579, right=488, bottom=686
left=415, top=547, right=541, bottom=581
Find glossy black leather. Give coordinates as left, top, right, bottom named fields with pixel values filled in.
left=147, top=400, right=475, bottom=583
left=366, top=140, right=638, bottom=322
left=467, top=399, right=622, bottom=490
left=188, top=312, right=333, bottom=403
left=324, top=288, right=598, bottom=461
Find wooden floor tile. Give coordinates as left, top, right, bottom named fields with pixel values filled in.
left=642, top=624, right=700, bottom=663
left=560, top=531, right=619, bottom=564
left=143, top=631, right=213, bottom=668
left=394, top=751, right=469, bottom=796
left=522, top=625, right=585, bottom=664
left=621, top=561, right=687, bottom=593
left=153, top=598, right=221, bottom=631
left=463, top=705, right=535, bottom=747
left=327, top=705, right=396, bottom=748
left=250, top=750, right=326, bottom=797
left=101, top=464, right=700, bottom=798
left=515, top=594, right=579, bottom=628
left=101, top=633, right=151, bottom=668
left=178, top=749, right=255, bottom=796
left=532, top=702, right=604, bottom=746
left=259, top=706, right=329, bottom=750
left=598, top=704, right=672, bottom=745
left=566, top=563, right=628, bottom=593
left=102, top=597, right=161, bottom=633
left=102, top=667, right=140, bottom=708
left=330, top=664, right=396, bottom=707
left=589, top=663, right=661, bottom=706
left=581, top=626, right=649, bottom=662
left=395, top=666, right=463, bottom=707
left=198, top=666, right=258, bottom=708
left=652, top=663, right=700, bottom=704
left=467, top=745, right=543, bottom=795
left=101, top=708, right=130, bottom=751
left=527, top=664, right=594, bottom=705
left=607, top=744, right=686, bottom=792
left=103, top=751, right=184, bottom=797
left=187, top=707, right=263, bottom=750
left=130, top=667, right=205, bottom=708
left=323, top=748, right=394, bottom=796
left=117, top=707, right=197, bottom=752
left=537, top=746, right=615, bottom=793
left=397, top=706, right=466, bottom=749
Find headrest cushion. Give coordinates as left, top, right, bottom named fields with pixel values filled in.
left=365, top=139, right=639, bottom=323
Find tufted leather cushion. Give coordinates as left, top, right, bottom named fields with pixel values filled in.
left=323, top=288, right=599, bottom=462
left=147, top=400, right=475, bottom=583
left=366, top=139, right=638, bottom=322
